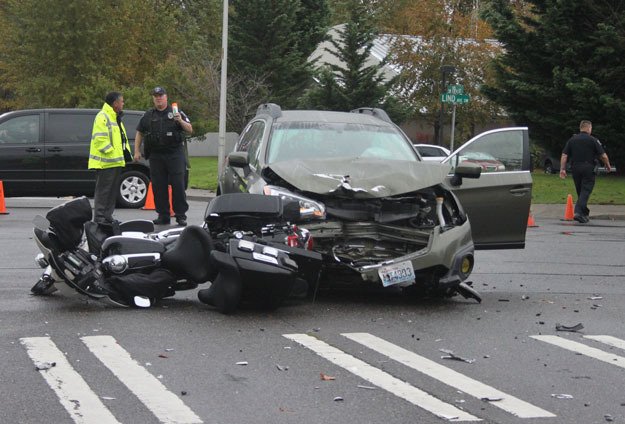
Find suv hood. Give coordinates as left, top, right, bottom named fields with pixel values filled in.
left=266, top=158, right=452, bottom=198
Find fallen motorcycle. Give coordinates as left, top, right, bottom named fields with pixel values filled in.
left=32, top=195, right=322, bottom=313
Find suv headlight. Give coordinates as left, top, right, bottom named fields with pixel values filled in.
left=263, top=185, right=326, bottom=220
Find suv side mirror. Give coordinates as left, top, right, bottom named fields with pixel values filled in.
left=450, top=162, right=481, bottom=186
left=228, top=151, right=249, bottom=168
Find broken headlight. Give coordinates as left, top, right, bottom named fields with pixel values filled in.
left=263, top=185, right=326, bottom=220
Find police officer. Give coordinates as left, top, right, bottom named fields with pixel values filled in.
left=134, top=87, right=192, bottom=226
left=560, top=120, right=612, bottom=223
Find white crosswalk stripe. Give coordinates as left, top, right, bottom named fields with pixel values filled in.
left=285, top=333, right=482, bottom=422
left=20, top=335, right=202, bottom=424
left=531, top=335, right=625, bottom=370
left=20, top=337, right=122, bottom=424
left=82, top=336, right=203, bottom=424
left=342, top=332, right=555, bottom=419
left=584, top=335, right=625, bottom=351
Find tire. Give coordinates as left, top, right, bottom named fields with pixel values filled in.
left=116, top=170, right=149, bottom=208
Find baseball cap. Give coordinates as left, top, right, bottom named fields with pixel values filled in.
left=151, top=86, right=167, bottom=96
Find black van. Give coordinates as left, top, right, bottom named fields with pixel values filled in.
left=0, top=108, right=150, bottom=208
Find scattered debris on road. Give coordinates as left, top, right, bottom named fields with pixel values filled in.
left=440, top=349, right=475, bottom=364
left=555, top=323, right=584, bottom=332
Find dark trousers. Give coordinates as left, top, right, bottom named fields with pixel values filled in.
left=149, top=149, right=188, bottom=218
left=93, top=167, right=122, bottom=223
left=572, top=163, right=595, bottom=217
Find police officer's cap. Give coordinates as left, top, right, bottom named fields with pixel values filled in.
left=151, top=86, right=167, bottom=96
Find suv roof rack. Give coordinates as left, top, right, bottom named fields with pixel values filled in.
left=256, top=103, right=282, bottom=119
left=350, top=107, right=392, bottom=123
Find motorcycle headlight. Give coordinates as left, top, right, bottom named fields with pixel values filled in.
left=263, top=185, right=326, bottom=220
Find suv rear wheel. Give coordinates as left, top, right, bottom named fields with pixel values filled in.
left=116, top=170, right=149, bottom=208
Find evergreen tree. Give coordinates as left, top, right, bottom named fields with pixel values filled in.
left=229, top=0, right=329, bottom=109
left=482, top=0, right=625, bottom=166
left=300, top=0, right=410, bottom=123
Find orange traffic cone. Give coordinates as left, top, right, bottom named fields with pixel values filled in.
left=563, top=194, right=574, bottom=221
left=142, top=182, right=155, bottom=210
left=143, top=183, right=174, bottom=215
left=0, top=180, right=8, bottom=215
left=168, top=185, right=174, bottom=216
left=527, top=212, right=538, bottom=227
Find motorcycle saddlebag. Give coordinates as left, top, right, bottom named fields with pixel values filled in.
left=105, top=268, right=177, bottom=305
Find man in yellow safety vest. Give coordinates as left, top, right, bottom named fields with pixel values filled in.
left=88, top=91, right=132, bottom=223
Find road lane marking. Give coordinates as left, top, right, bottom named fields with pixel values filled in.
left=584, top=335, right=625, bottom=351
left=283, top=333, right=481, bottom=422
left=20, top=337, right=121, bottom=424
left=81, top=335, right=202, bottom=424
left=531, top=335, right=625, bottom=369
left=342, top=332, right=555, bottom=419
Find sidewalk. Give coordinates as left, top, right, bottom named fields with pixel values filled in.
left=187, top=189, right=625, bottom=221
left=530, top=203, right=625, bottom=220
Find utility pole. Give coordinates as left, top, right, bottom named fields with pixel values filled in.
left=217, top=0, right=229, bottom=177
left=437, top=65, right=456, bottom=146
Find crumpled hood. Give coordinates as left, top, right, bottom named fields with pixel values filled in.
left=266, top=158, right=452, bottom=198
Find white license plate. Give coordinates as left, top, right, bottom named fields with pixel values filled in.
left=378, top=260, right=415, bottom=287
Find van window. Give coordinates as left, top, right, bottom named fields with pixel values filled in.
left=123, top=113, right=141, bottom=140
left=0, top=115, right=40, bottom=144
left=47, top=113, right=95, bottom=143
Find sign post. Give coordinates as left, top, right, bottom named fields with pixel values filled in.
left=440, top=85, right=470, bottom=152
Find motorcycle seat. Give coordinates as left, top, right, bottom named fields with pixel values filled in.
left=162, top=225, right=217, bottom=284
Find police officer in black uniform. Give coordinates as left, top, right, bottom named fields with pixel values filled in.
left=560, top=120, right=611, bottom=223
left=134, top=86, right=193, bottom=226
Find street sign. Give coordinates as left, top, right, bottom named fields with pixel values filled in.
left=447, top=84, right=464, bottom=95
left=440, top=93, right=470, bottom=104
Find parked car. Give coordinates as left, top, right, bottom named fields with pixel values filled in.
left=413, top=143, right=450, bottom=161
left=458, top=151, right=506, bottom=172
left=219, top=103, right=532, bottom=297
left=0, top=108, right=150, bottom=208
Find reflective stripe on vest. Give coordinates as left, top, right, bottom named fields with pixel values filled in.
left=95, top=111, right=120, bottom=153
left=89, top=153, right=124, bottom=163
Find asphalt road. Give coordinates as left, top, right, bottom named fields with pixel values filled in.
left=2, top=197, right=625, bottom=424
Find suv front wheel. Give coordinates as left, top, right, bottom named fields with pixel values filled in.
left=116, top=170, right=149, bottom=208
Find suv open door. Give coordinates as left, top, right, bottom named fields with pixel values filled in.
left=443, top=127, right=532, bottom=249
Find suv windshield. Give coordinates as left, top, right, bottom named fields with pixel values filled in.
left=267, top=121, right=418, bottom=163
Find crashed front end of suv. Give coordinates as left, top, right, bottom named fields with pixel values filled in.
left=261, top=157, right=479, bottom=299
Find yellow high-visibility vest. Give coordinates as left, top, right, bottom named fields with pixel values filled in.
left=88, top=103, right=131, bottom=169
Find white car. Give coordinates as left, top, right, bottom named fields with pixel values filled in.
left=413, top=143, right=451, bottom=161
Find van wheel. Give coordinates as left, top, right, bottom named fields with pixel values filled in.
left=117, top=170, right=149, bottom=208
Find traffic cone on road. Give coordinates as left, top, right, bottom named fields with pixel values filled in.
left=563, top=194, right=574, bottom=221
left=527, top=212, right=538, bottom=227
left=168, top=185, right=174, bottom=216
left=0, top=180, right=8, bottom=215
left=142, top=182, right=155, bottom=210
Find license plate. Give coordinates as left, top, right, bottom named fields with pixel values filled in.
left=378, top=260, right=415, bottom=287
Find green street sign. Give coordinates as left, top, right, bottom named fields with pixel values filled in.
left=440, top=93, right=470, bottom=104
left=447, top=84, right=464, bottom=95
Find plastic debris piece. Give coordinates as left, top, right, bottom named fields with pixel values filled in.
left=236, top=361, right=248, bottom=366
left=320, top=372, right=335, bottom=381
left=357, top=385, right=376, bottom=390
left=604, top=414, right=614, bottom=422
left=588, top=296, right=603, bottom=300
left=481, top=397, right=503, bottom=402
left=35, top=361, right=56, bottom=371
left=555, top=323, right=584, bottom=332
left=165, top=348, right=174, bottom=352
left=181, top=391, right=187, bottom=396
left=439, top=349, right=475, bottom=364
left=158, top=354, right=168, bottom=358
left=101, top=397, right=116, bottom=400
left=551, top=394, right=574, bottom=399
left=498, top=299, right=510, bottom=302
left=333, top=396, right=344, bottom=402
left=276, top=364, right=288, bottom=371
